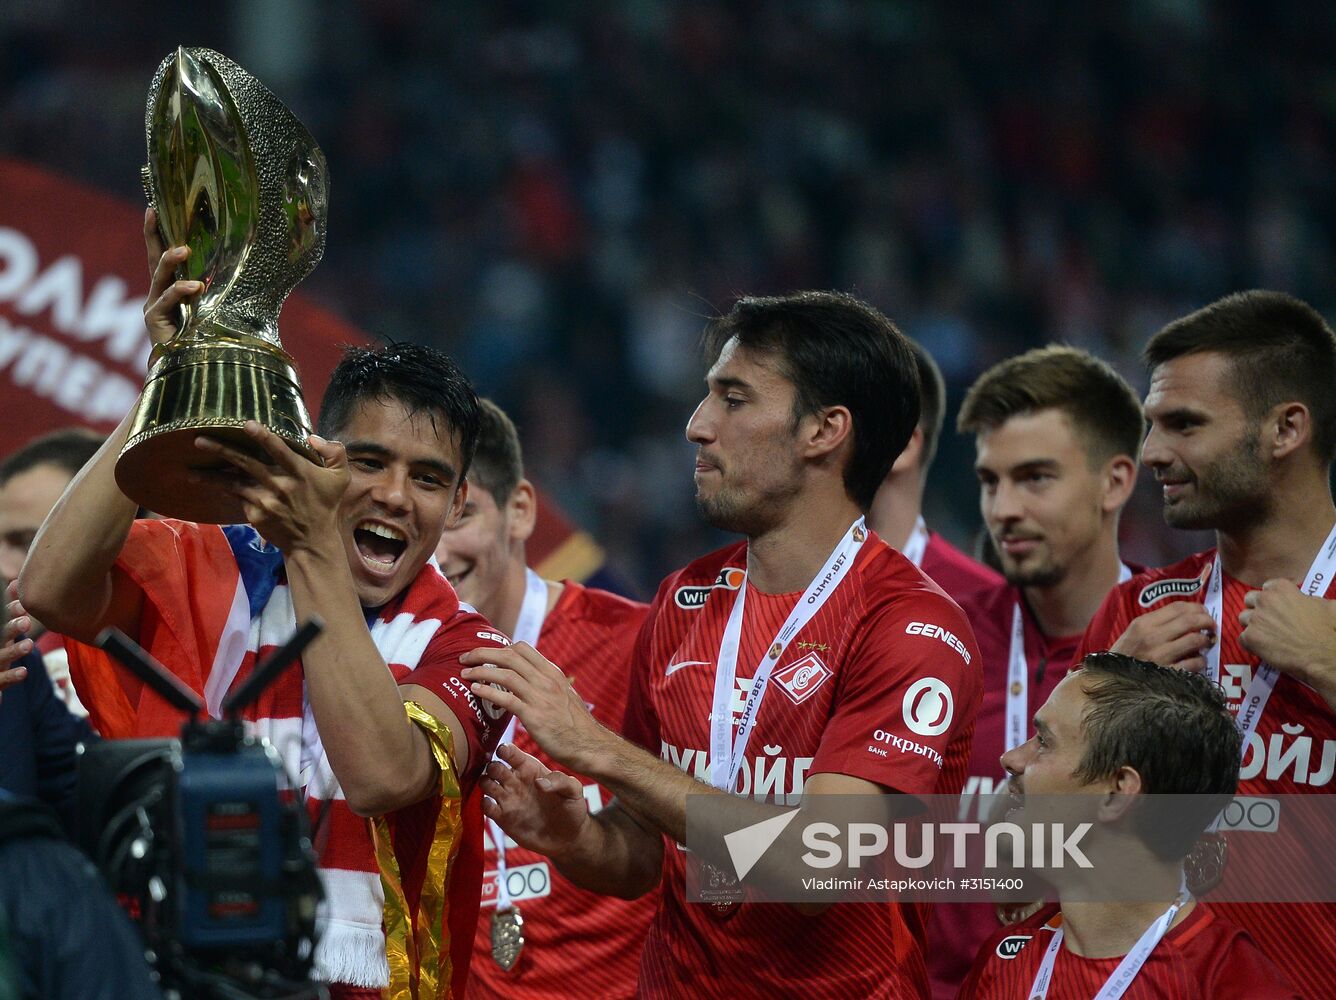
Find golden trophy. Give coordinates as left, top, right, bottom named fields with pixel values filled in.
left=115, top=46, right=328, bottom=523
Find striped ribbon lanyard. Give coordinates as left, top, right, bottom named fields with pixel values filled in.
left=488, top=567, right=550, bottom=912
left=1027, top=894, right=1189, bottom=1000
left=1005, top=563, right=1133, bottom=752
left=1204, top=520, right=1336, bottom=749
left=709, top=519, right=867, bottom=791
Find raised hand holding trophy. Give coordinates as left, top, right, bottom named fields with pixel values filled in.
left=116, top=46, right=328, bottom=523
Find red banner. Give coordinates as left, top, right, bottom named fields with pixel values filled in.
left=0, top=156, right=364, bottom=443
left=0, top=158, right=610, bottom=585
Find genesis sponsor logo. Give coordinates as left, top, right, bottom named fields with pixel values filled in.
left=904, top=621, right=972, bottom=665
left=674, top=566, right=745, bottom=610
left=1137, top=576, right=1206, bottom=607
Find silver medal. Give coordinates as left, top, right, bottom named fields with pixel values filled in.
left=490, top=905, right=525, bottom=971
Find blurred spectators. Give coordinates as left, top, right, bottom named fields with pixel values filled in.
left=3, top=0, right=1326, bottom=592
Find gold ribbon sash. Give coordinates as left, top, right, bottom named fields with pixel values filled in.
left=374, top=701, right=464, bottom=999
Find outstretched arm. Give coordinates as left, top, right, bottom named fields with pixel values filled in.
left=461, top=643, right=887, bottom=900
left=481, top=742, right=664, bottom=899
left=194, top=425, right=458, bottom=816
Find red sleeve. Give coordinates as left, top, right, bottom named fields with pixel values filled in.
left=399, top=611, right=511, bottom=782
left=620, top=585, right=667, bottom=755
left=810, top=590, right=981, bottom=794
left=1203, top=930, right=1306, bottom=1000
left=954, top=936, right=994, bottom=1000
left=1071, top=583, right=1134, bottom=668
left=87, top=519, right=242, bottom=737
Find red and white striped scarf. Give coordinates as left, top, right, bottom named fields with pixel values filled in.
left=75, top=519, right=465, bottom=989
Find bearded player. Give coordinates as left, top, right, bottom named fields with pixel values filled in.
left=1076, top=290, right=1336, bottom=996
left=20, top=219, right=511, bottom=999
left=459, top=291, right=982, bottom=999
left=435, top=399, right=655, bottom=998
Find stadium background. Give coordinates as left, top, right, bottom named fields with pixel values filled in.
left=4, top=0, right=1332, bottom=596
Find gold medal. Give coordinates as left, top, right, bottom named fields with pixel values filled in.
left=491, top=906, right=525, bottom=971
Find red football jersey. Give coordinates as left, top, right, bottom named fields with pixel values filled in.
left=926, top=582, right=1084, bottom=1000
left=1076, top=551, right=1336, bottom=997
left=622, top=533, right=982, bottom=1000
left=959, top=901, right=1303, bottom=998
left=467, top=581, right=656, bottom=999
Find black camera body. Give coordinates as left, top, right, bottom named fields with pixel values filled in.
left=77, top=626, right=326, bottom=1000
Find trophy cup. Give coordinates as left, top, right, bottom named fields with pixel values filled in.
left=115, top=46, right=329, bottom=523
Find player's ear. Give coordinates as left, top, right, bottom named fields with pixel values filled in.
left=1097, top=765, right=1144, bottom=822
left=508, top=478, right=538, bottom=544
left=1268, top=401, right=1312, bottom=462
left=889, top=425, right=925, bottom=477
left=1100, top=453, right=1138, bottom=515
left=802, top=404, right=853, bottom=460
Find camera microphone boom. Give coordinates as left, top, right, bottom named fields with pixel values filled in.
left=78, top=620, right=327, bottom=1000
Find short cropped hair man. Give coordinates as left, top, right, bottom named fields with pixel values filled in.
left=961, top=652, right=1301, bottom=999
left=435, top=400, right=656, bottom=997
left=930, top=347, right=1145, bottom=997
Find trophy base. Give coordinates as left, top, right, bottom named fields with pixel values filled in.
left=116, top=337, right=317, bottom=524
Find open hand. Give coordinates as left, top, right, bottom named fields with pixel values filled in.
left=481, top=742, right=592, bottom=858
left=460, top=642, right=605, bottom=772
left=192, top=423, right=348, bottom=555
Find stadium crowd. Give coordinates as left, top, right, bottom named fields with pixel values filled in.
left=5, top=2, right=1336, bottom=589
left=1, top=3, right=1335, bottom=999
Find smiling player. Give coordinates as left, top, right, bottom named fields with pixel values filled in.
left=19, top=221, right=512, bottom=999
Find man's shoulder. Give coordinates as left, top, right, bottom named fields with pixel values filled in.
left=1116, top=550, right=1215, bottom=613
left=552, top=579, right=650, bottom=633
left=650, top=541, right=749, bottom=614
left=856, top=536, right=977, bottom=630
left=922, top=531, right=1005, bottom=593
left=395, top=563, right=509, bottom=648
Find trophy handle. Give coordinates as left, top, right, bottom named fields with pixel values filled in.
left=146, top=47, right=259, bottom=341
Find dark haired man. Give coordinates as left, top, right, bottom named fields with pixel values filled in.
left=868, top=337, right=1003, bottom=600
left=960, top=653, right=1301, bottom=998
left=0, top=428, right=104, bottom=713
left=931, top=347, right=1146, bottom=997
left=434, top=399, right=656, bottom=998
left=0, top=428, right=103, bottom=589
left=460, top=291, right=982, bottom=998
left=19, top=221, right=511, bottom=999
left=1076, top=289, right=1336, bottom=997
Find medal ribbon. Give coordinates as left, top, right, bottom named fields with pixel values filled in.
left=901, top=516, right=930, bottom=567
left=1005, top=564, right=1132, bottom=753
left=1203, top=520, right=1336, bottom=748
left=709, top=518, right=867, bottom=791
left=488, top=567, right=550, bottom=912
left=1027, top=894, right=1188, bottom=1000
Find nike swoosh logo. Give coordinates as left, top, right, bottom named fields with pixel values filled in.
left=666, top=659, right=711, bottom=677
